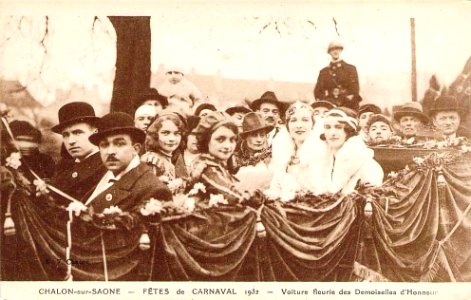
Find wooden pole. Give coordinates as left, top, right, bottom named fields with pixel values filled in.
left=410, top=18, right=417, bottom=102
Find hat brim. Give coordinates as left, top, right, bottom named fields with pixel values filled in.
left=51, top=116, right=100, bottom=134
left=311, top=101, right=336, bottom=110
left=393, top=111, right=429, bottom=124
left=226, top=107, right=252, bottom=115
left=251, top=99, right=286, bottom=112
left=89, top=127, right=146, bottom=145
left=239, top=125, right=274, bottom=138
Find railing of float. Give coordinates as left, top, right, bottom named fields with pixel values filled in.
left=2, top=130, right=471, bottom=281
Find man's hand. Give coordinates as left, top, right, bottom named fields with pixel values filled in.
left=66, top=201, right=88, bottom=217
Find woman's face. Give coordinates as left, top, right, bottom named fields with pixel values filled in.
left=245, top=130, right=267, bottom=152
left=208, top=126, right=237, bottom=162
left=324, top=116, right=348, bottom=151
left=368, top=121, right=393, bottom=143
left=186, top=133, right=199, bottom=154
left=157, top=120, right=182, bottom=154
left=287, top=109, right=314, bottom=145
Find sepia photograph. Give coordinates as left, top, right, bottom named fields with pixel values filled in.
left=1, top=1, right=471, bottom=299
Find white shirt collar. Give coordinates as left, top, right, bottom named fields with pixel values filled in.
left=74, top=149, right=99, bottom=163
left=107, top=155, right=140, bottom=181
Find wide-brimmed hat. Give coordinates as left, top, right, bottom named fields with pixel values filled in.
left=429, top=95, right=464, bottom=116
left=225, top=105, right=252, bottom=116
left=194, top=103, right=217, bottom=116
left=250, top=91, right=286, bottom=112
left=89, top=112, right=146, bottom=145
left=136, top=88, right=168, bottom=108
left=239, top=112, right=274, bottom=138
left=51, top=102, right=99, bottom=134
left=311, top=100, right=336, bottom=110
left=10, top=120, right=42, bottom=143
left=359, top=103, right=381, bottom=116
left=393, top=102, right=429, bottom=124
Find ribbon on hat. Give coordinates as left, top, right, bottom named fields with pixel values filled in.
left=285, top=101, right=314, bottom=118
left=325, top=109, right=358, bottom=131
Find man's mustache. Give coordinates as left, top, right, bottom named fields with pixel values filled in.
left=106, top=156, right=119, bottom=162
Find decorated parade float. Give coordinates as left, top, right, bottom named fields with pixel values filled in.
left=2, top=112, right=471, bottom=282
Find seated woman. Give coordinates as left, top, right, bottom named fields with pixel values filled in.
left=142, top=112, right=188, bottom=185
left=233, top=112, right=274, bottom=190
left=189, top=111, right=253, bottom=204
left=267, top=101, right=320, bottom=200
left=310, top=107, right=384, bottom=195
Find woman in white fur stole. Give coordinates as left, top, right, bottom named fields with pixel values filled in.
left=266, top=104, right=383, bottom=201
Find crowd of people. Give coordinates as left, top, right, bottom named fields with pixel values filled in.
left=2, top=41, right=470, bottom=246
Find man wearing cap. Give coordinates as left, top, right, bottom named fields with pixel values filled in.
left=225, top=105, right=252, bottom=133
left=358, top=104, right=382, bottom=142
left=429, top=95, right=470, bottom=142
left=158, top=66, right=204, bottom=108
left=314, top=41, right=361, bottom=110
left=36, top=102, right=107, bottom=202
left=135, top=88, right=168, bottom=114
left=250, top=91, right=285, bottom=146
left=311, top=100, right=336, bottom=123
left=194, top=103, right=217, bottom=118
left=9, top=120, right=55, bottom=179
left=134, top=104, right=158, bottom=133
left=393, top=102, right=430, bottom=144
left=366, top=114, right=394, bottom=145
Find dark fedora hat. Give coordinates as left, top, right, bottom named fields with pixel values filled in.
left=311, top=100, right=336, bottom=110
left=51, top=102, right=99, bottom=134
left=89, top=112, right=146, bottom=145
left=250, top=91, right=286, bottom=112
left=225, top=105, right=252, bottom=116
left=194, top=103, right=217, bottom=116
left=9, top=120, right=42, bottom=143
left=393, top=102, right=429, bottom=124
left=239, top=112, right=274, bottom=138
left=136, top=88, right=168, bottom=107
left=359, top=103, right=381, bottom=116
left=429, top=95, right=464, bottom=116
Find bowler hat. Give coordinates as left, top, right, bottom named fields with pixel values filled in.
left=311, top=100, right=336, bottom=110
left=359, top=104, right=381, bottom=116
left=429, top=95, right=464, bottom=116
left=136, top=88, right=168, bottom=108
left=393, top=102, right=429, bottom=124
left=51, top=102, right=99, bottom=134
left=239, top=112, right=274, bottom=138
left=194, top=103, right=217, bottom=116
left=10, top=120, right=42, bottom=143
left=225, top=105, right=252, bottom=116
left=250, top=91, right=286, bottom=112
left=89, top=112, right=146, bottom=145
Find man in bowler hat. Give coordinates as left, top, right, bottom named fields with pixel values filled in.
left=83, top=112, right=171, bottom=217
left=429, top=95, right=470, bottom=141
left=36, top=102, right=107, bottom=203
left=314, top=41, right=361, bottom=110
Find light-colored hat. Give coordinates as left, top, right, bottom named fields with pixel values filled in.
left=165, top=65, right=185, bottom=75
left=393, top=102, right=429, bottom=124
left=327, top=40, right=344, bottom=53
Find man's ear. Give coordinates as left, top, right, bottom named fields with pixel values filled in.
left=133, top=143, right=142, bottom=154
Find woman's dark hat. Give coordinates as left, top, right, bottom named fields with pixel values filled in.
left=393, top=102, right=429, bottom=124
left=194, top=103, right=217, bottom=116
left=187, top=115, right=201, bottom=133
left=239, top=112, right=274, bottom=138
left=310, top=100, right=336, bottom=110
left=136, top=88, right=168, bottom=108
left=9, top=120, right=42, bottom=143
left=89, top=112, right=146, bottom=145
left=51, top=102, right=99, bottom=134
left=359, top=103, right=381, bottom=116
left=250, top=91, right=286, bottom=112
left=225, top=105, right=252, bottom=116
left=429, top=95, right=464, bottom=116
